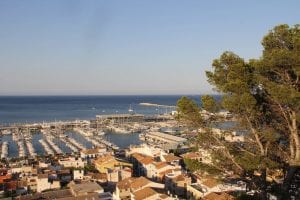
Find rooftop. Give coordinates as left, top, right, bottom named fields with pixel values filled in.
left=69, top=182, right=103, bottom=196
left=163, top=154, right=181, bottom=162
left=147, top=132, right=187, bottom=143
left=133, top=187, right=158, bottom=200
left=117, top=177, right=151, bottom=190
left=204, top=192, right=235, bottom=200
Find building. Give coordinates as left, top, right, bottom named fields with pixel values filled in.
left=114, top=177, right=164, bottom=200
left=36, top=174, right=60, bottom=193
left=69, top=182, right=104, bottom=197
left=126, top=144, right=165, bottom=158
left=58, top=157, right=85, bottom=168
left=94, top=154, right=132, bottom=173
left=80, top=147, right=107, bottom=159
left=96, top=114, right=144, bottom=124
left=203, top=192, right=235, bottom=200
left=73, top=169, right=84, bottom=180
left=107, top=167, right=132, bottom=184
left=165, top=174, right=191, bottom=198
left=160, top=153, right=181, bottom=166
left=144, top=132, right=187, bottom=150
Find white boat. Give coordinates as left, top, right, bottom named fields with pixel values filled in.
left=128, top=104, right=134, bottom=113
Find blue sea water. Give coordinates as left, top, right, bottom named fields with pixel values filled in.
left=0, top=95, right=209, bottom=124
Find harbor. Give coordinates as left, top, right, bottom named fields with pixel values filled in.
left=0, top=112, right=184, bottom=159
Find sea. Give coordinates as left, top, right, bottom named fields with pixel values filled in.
left=0, top=95, right=203, bottom=124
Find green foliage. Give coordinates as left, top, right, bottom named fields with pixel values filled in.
left=84, top=164, right=98, bottom=173
left=176, top=96, right=203, bottom=128
left=257, top=24, right=300, bottom=111
left=183, top=158, right=222, bottom=175
left=201, top=95, right=220, bottom=113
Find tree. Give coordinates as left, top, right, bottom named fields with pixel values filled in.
left=201, top=95, right=220, bottom=113
left=206, top=52, right=282, bottom=194
left=205, top=24, right=300, bottom=198
left=176, top=96, right=203, bottom=128
left=254, top=24, right=300, bottom=186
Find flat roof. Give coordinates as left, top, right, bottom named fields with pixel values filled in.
left=147, top=132, right=187, bottom=142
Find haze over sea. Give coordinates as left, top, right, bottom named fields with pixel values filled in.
left=0, top=95, right=217, bottom=124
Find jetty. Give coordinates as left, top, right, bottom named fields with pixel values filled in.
left=25, top=140, right=36, bottom=157
left=68, top=138, right=86, bottom=150
left=1, top=142, right=8, bottom=159
left=17, top=141, right=26, bottom=157
left=45, top=137, right=63, bottom=154
left=60, top=138, right=79, bottom=152
left=39, top=139, right=54, bottom=155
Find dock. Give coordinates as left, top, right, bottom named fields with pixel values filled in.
left=1, top=142, right=8, bottom=159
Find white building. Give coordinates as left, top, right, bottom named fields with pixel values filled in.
left=80, top=147, right=107, bottom=159
left=36, top=174, right=60, bottom=193
left=73, top=169, right=84, bottom=180
left=58, top=157, right=85, bottom=168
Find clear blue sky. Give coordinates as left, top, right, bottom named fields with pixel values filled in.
left=0, top=0, right=299, bottom=95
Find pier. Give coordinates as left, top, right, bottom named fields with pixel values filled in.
left=26, top=140, right=36, bottom=157
left=45, top=137, right=63, bottom=154
left=60, top=138, right=79, bottom=153
left=39, top=139, right=54, bottom=155
left=1, top=141, right=8, bottom=159
left=17, top=141, right=26, bottom=157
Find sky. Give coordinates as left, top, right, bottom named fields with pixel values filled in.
left=0, top=0, right=299, bottom=95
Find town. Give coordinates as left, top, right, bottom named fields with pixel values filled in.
left=0, top=110, right=254, bottom=200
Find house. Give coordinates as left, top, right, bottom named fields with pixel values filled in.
left=114, top=177, right=164, bottom=200
left=73, top=169, right=84, bottom=180
left=58, top=157, right=85, bottom=168
left=36, top=174, right=60, bottom=192
left=94, top=154, right=132, bottom=173
left=84, top=172, right=107, bottom=183
left=160, top=153, right=181, bottom=166
left=69, top=181, right=104, bottom=197
left=107, top=167, right=132, bottom=184
left=126, top=144, right=165, bottom=158
left=80, top=147, right=107, bottom=160
left=131, top=153, right=154, bottom=176
left=131, top=187, right=161, bottom=200
left=165, top=174, right=191, bottom=198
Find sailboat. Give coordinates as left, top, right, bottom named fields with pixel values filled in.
left=128, top=104, right=134, bottom=114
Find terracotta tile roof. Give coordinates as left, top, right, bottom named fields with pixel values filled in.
left=133, top=187, right=157, bottom=200
left=0, top=174, right=11, bottom=184
left=132, top=153, right=154, bottom=165
left=153, top=162, right=168, bottom=169
left=140, top=157, right=154, bottom=165
left=94, top=154, right=115, bottom=164
left=204, top=192, right=235, bottom=200
left=117, top=177, right=150, bottom=191
left=163, top=154, right=181, bottom=162
left=131, top=153, right=144, bottom=161
left=130, top=177, right=151, bottom=190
